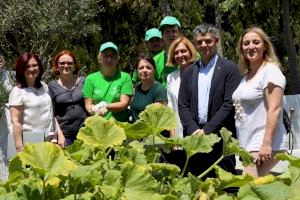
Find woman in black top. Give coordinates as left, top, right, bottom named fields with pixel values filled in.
left=48, top=50, right=87, bottom=146
left=130, top=54, right=167, bottom=122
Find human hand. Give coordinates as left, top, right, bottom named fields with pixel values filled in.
left=15, top=140, right=24, bottom=152
left=257, top=143, right=272, bottom=167
left=192, top=129, right=205, bottom=136
left=93, top=101, right=108, bottom=113
left=57, top=133, right=65, bottom=148
left=96, top=106, right=108, bottom=117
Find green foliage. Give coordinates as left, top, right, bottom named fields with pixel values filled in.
left=1, top=104, right=300, bottom=199
left=0, top=83, right=9, bottom=117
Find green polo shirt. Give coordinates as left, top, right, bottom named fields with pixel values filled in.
left=83, top=70, right=133, bottom=122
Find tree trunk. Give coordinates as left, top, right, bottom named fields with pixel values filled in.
left=281, top=0, right=300, bottom=94
left=160, top=0, right=171, bottom=16
left=213, top=0, right=223, bottom=57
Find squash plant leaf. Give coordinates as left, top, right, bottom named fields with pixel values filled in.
left=149, top=163, right=181, bottom=176
left=65, top=140, right=95, bottom=164
left=77, top=115, right=126, bottom=149
left=214, top=166, right=254, bottom=189
left=237, top=181, right=293, bottom=200
left=139, top=103, right=176, bottom=136
left=18, top=142, right=77, bottom=180
left=220, top=128, right=253, bottom=166
left=275, top=153, right=300, bottom=168
left=180, top=134, right=221, bottom=158
left=116, top=120, right=151, bottom=140
left=120, top=162, right=162, bottom=200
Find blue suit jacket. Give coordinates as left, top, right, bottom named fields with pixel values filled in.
left=178, top=55, right=241, bottom=136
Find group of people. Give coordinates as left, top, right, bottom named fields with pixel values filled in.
left=3, top=16, right=288, bottom=178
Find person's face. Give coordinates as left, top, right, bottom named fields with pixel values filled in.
left=174, top=42, right=192, bottom=68
left=147, top=37, right=163, bottom=54
left=163, top=26, right=180, bottom=47
left=57, top=54, right=75, bottom=76
left=194, top=32, right=218, bottom=64
left=25, top=58, right=40, bottom=83
left=99, top=48, right=118, bottom=68
left=137, top=59, right=155, bottom=81
left=242, top=31, right=266, bottom=63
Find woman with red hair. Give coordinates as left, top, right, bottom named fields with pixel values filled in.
left=48, top=50, right=87, bottom=145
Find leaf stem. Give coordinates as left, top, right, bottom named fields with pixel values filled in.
left=105, top=147, right=113, bottom=158
left=197, top=155, right=224, bottom=179
left=74, top=181, right=78, bottom=200
left=152, top=152, right=158, bottom=163
left=180, top=156, right=190, bottom=177
left=152, top=135, right=155, bottom=158
left=42, top=179, right=46, bottom=200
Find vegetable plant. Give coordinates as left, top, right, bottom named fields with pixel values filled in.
left=1, top=104, right=300, bottom=199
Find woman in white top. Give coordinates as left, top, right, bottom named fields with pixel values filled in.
left=164, top=37, right=197, bottom=170
left=232, top=27, right=288, bottom=177
left=166, top=36, right=198, bottom=138
left=9, top=52, right=65, bottom=153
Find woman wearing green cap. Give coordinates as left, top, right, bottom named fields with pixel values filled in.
left=83, top=42, right=133, bottom=122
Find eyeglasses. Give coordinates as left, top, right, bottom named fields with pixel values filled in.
left=58, top=61, right=74, bottom=66
left=26, top=63, right=39, bottom=69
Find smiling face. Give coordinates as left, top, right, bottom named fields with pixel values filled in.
left=194, top=32, right=218, bottom=65
left=99, top=48, right=118, bottom=69
left=137, top=59, right=155, bottom=81
left=25, top=58, right=40, bottom=84
left=57, top=54, right=75, bottom=76
left=242, top=31, right=266, bottom=64
left=174, top=42, right=192, bottom=69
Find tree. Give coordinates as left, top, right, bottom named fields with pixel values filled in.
left=0, top=0, right=102, bottom=77
left=281, top=0, right=300, bottom=94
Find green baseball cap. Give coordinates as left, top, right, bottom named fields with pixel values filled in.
left=99, top=42, right=118, bottom=53
left=145, top=28, right=162, bottom=41
left=159, top=16, right=181, bottom=31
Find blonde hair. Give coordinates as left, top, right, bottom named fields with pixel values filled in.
left=237, top=26, right=281, bottom=75
left=166, top=36, right=197, bottom=67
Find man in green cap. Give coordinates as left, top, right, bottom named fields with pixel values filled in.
left=145, top=28, right=164, bottom=57
left=132, top=28, right=164, bottom=83
left=154, top=16, right=181, bottom=87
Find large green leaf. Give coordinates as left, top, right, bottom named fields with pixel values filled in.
left=219, top=128, right=253, bottom=166
left=116, top=120, right=151, bottom=140
left=65, top=140, right=95, bottom=164
left=0, top=192, right=18, bottom=200
left=115, top=146, right=147, bottom=165
left=18, top=142, right=77, bottom=180
left=120, top=162, right=162, bottom=200
left=214, top=166, right=254, bottom=189
left=238, top=181, right=293, bottom=200
left=149, top=163, right=181, bottom=176
left=70, top=162, right=103, bottom=187
left=139, top=103, right=176, bottom=135
left=77, top=115, right=126, bottom=149
left=276, top=153, right=300, bottom=168
left=179, top=134, right=221, bottom=158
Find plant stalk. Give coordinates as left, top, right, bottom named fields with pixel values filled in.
left=197, top=155, right=224, bottom=179
left=105, top=147, right=113, bottom=158
left=42, top=179, right=46, bottom=200
left=180, top=156, right=190, bottom=177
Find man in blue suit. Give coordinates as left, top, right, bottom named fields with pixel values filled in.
left=178, top=24, right=241, bottom=177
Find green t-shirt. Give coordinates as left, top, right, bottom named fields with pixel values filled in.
left=130, top=82, right=167, bottom=122
left=131, top=50, right=177, bottom=87
left=83, top=71, right=133, bottom=122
